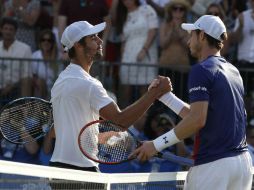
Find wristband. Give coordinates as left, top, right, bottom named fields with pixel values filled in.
left=159, top=92, right=186, bottom=114
left=153, top=129, right=180, bottom=152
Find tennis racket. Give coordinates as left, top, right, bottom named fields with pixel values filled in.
left=78, top=120, right=193, bottom=166
left=0, top=97, right=53, bottom=144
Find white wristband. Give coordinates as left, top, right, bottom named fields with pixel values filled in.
left=159, top=92, right=186, bottom=114
left=153, top=129, right=180, bottom=152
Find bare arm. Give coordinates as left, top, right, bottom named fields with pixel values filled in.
left=174, top=101, right=208, bottom=139
left=229, top=13, right=244, bottom=44
left=99, top=77, right=171, bottom=128
left=159, top=21, right=173, bottom=49
left=143, top=28, right=157, bottom=51
left=131, top=101, right=208, bottom=161
left=137, top=28, right=157, bottom=61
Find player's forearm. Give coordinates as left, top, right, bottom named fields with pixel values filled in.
left=117, top=89, right=158, bottom=128
left=153, top=111, right=203, bottom=152
left=153, top=102, right=207, bottom=152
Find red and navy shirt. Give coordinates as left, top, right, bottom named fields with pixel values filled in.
left=188, top=55, right=248, bottom=166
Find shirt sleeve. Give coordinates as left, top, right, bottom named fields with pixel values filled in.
left=188, top=64, right=212, bottom=103
left=90, top=80, right=114, bottom=112
left=144, top=5, right=159, bottom=29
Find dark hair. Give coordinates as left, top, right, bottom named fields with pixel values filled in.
left=39, top=29, right=56, bottom=44
left=39, top=29, right=58, bottom=59
left=0, top=17, right=18, bottom=30
left=195, top=29, right=227, bottom=50
left=66, top=36, right=87, bottom=59
left=115, top=0, right=140, bottom=35
left=206, top=3, right=225, bottom=20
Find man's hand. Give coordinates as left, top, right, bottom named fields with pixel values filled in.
left=149, top=76, right=173, bottom=98
left=129, top=141, right=157, bottom=162
left=148, top=78, right=160, bottom=91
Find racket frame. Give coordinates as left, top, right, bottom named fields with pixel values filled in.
left=0, top=97, right=53, bottom=144
left=78, top=120, right=139, bottom=165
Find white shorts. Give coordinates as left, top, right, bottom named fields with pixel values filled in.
left=184, top=151, right=253, bottom=190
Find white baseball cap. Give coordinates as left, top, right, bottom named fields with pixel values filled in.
left=181, top=15, right=226, bottom=41
left=61, top=21, right=106, bottom=51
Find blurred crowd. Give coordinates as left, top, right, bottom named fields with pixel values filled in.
left=0, top=0, right=254, bottom=172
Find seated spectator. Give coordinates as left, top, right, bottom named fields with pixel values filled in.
left=0, top=17, right=32, bottom=108
left=143, top=112, right=191, bottom=171
left=0, top=119, right=43, bottom=164
left=32, top=29, right=59, bottom=99
left=4, top=0, right=41, bottom=51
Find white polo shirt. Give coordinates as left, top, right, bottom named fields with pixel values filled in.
left=50, top=63, right=113, bottom=167
left=0, top=40, right=32, bottom=89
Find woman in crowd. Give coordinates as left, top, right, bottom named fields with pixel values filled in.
left=32, top=29, right=59, bottom=99
left=115, top=0, right=159, bottom=106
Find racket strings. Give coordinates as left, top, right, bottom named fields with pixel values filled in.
left=80, top=121, right=138, bottom=163
left=0, top=100, right=52, bottom=143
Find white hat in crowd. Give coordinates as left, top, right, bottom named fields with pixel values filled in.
left=61, top=21, right=106, bottom=51
left=181, top=15, right=226, bottom=42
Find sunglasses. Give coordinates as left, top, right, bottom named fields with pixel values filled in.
left=172, top=6, right=185, bottom=12
left=207, top=12, right=220, bottom=16
left=41, top=38, right=53, bottom=43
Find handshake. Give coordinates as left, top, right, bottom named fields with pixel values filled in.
left=147, top=76, right=173, bottom=99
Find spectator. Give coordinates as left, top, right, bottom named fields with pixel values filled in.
left=0, top=17, right=32, bottom=107
left=159, top=0, right=191, bottom=67
left=206, top=3, right=224, bottom=19
left=230, top=0, right=254, bottom=93
left=216, top=0, right=236, bottom=30
left=0, top=118, right=43, bottom=164
left=32, top=29, right=59, bottom=99
left=159, top=0, right=190, bottom=100
left=205, top=3, right=232, bottom=59
left=4, top=0, right=41, bottom=51
left=116, top=0, right=159, bottom=107
left=123, top=112, right=190, bottom=173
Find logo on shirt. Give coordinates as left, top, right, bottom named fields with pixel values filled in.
left=163, top=136, right=168, bottom=144
left=189, top=86, right=207, bottom=93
